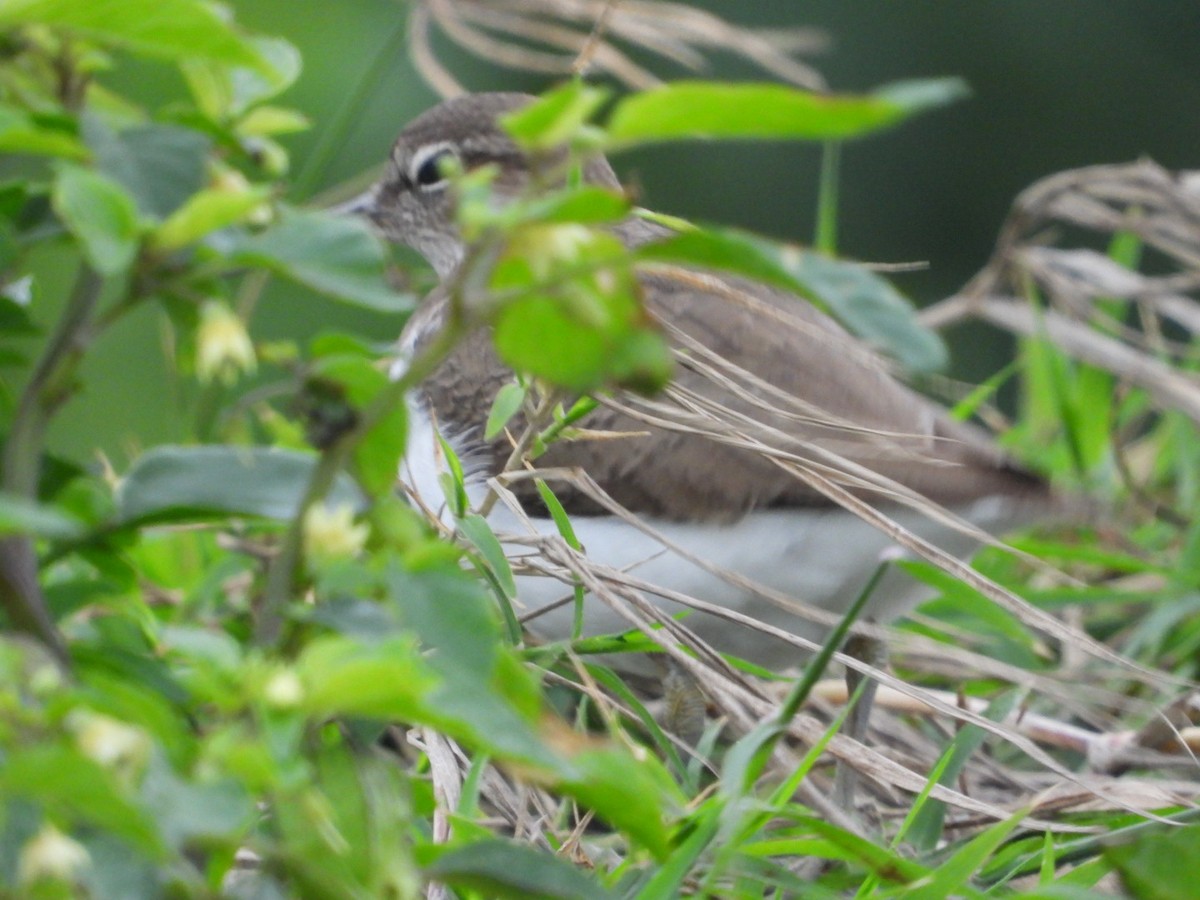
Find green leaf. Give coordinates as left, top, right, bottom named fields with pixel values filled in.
left=503, top=185, right=632, bottom=229
left=458, top=513, right=518, bottom=601
left=150, top=184, right=272, bottom=251
left=298, top=635, right=439, bottom=721
left=0, top=746, right=165, bottom=856
left=0, top=0, right=268, bottom=70
left=636, top=227, right=947, bottom=372
left=501, top=81, right=610, bottom=151
left=1105, top=822, right=1200, bottom=900
left=556, top=742, right=675, bottom=861
left=52, top=163, right=141, bottom=275
left=0, top=492, right=85, bottom=539
left=485, top=381, right=526, bottom=440
left=139, top=759, right=252, bottom=851
left=904, top=812, right=1026, bottom=900
left=115, top=445, right=365, bottom=524
left=491, top=228, right=671, bottom=392
left=84, top=118, right=211, bottom=219
left=182, top=35, right=302, bottom=120
left=606, top=79, right=969, bottom=146
left=0, top=105, right=87, bottom=158
left=793, top=252, right=947, bottom=372
left=229, top=208, right=410, bottom=311
left=309, top=355, right=407, bottom=498
left=425, top=839, right=614, bottom=900
left=238, top=104, right=310, bottom=137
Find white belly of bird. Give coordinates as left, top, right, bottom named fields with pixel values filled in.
left=401, top=396, right=1024, bottom=670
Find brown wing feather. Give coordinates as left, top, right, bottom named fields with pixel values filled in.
left=417, top=260, right=1049, bottom=522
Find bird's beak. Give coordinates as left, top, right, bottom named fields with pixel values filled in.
left=327, top=187, right=379, bottom=220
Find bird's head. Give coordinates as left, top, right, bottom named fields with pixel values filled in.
left=343, top=92, right=619, bottom=277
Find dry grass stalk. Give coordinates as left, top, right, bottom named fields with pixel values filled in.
left=408, top=0, right=826, bottom=96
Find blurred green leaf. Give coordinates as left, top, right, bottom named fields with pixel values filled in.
left=501, top=81, right=610, bottom=151
left=0, top=745, right=165, bottom=855
left=139, top=758, right=252, bottom=850
left=491, top=227, right=671, bottom=391
left=230, top=208, right=410, bottom=311
left=150, top=184, right=272, bottom=251
left=239, top=104, right=310, bottom=136
left=425, top=838, right=614, bottom=900
left=298, top=634, right=438, bottom=722
left=0, top=105, right=87, bottom=158
left=52, top=163, right=141, bottom=275
left=182, top=35, right=302, bottom=121
left=485, top=380, right=526, bottom=440
left=502, top=185, right=632, bottom=229
left=1105, top=822, right=1200, bottom=900
left=0, top=0, right=268, bottom=70
left=637, top=227, right=947, bottom=372
left=458, top=513, right=518, bottom=602
left=116, top=445, right=365, bottom=524
left=310, top=355, right=407, bottom=497
left=84, top=118, right=212, bottom=219
left=607, top=79, right=968, bottom=145
left=556, top=741, right=675, bottom=860
left=0, top=492, right=85, bottom=539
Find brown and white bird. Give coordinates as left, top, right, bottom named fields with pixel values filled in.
left=346, top=92, right=1056, bottom=669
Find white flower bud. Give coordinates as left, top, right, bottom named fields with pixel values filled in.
left=303, top=502, right=369, bottom=566
left=196, top=300, right=256, bottom=385
left=18, top=825, right=90, bottom=886
left=66, top=710, right=151, bottom=771
left=264, top=670, right=304, bottom=708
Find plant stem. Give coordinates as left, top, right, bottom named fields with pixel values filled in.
left=814, top=140, right=841, bottom=255
left=0, top=263, right=104, bottom=666
left=255, top=320, right=465, bottom=648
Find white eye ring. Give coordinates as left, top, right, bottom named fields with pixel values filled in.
left=408, top=141, right=458, bottom=191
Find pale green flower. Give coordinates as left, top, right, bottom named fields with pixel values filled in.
left=196, top=300, right=256, bottom=384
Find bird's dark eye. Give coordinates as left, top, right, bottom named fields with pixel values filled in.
left=409, top=143, right=457, bottom=190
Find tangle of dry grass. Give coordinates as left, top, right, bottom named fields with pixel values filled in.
left=407, top=0, right=827, bottom=97
left=396, top=161, right=1200, bottom=850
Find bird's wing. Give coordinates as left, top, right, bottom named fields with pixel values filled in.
left=418, top=269, right=1051, bottom=521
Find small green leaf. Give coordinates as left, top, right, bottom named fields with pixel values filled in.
left=0, top=492, right=86, bottom=539
left=425, top=839, right=614, bottom=900
left=116, top=445, right=364, bottom=524
left=0, top=105, right=87, bottom=158
left=792, top=251, right=948, bottom=372
left=52, top=164, right=141, bottom=275
left=238, top=104, right=310, bottom=137
left=485, top=381, right=526, bottom=440
left=151, top=185, right=271, bottom=251
left=501, top=81, right=610, bottom=151
left=182, top=35, right=302, bottom=121
left=298, top=634, right=439, bottom=721
left=309, top=355, right=407, bottom=497
left=230, top=208, right=411, bottom=311
left=606, top=79, right=968, bottom=146
left=458, top=513, right=518, bottom=601
left=0, top=0, right=268, bottom=71
left=637, top=227, right=947, bottom=372
left=505, top=185, right=632, bottom=228
left=491, top=227, right=668, bottom=391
